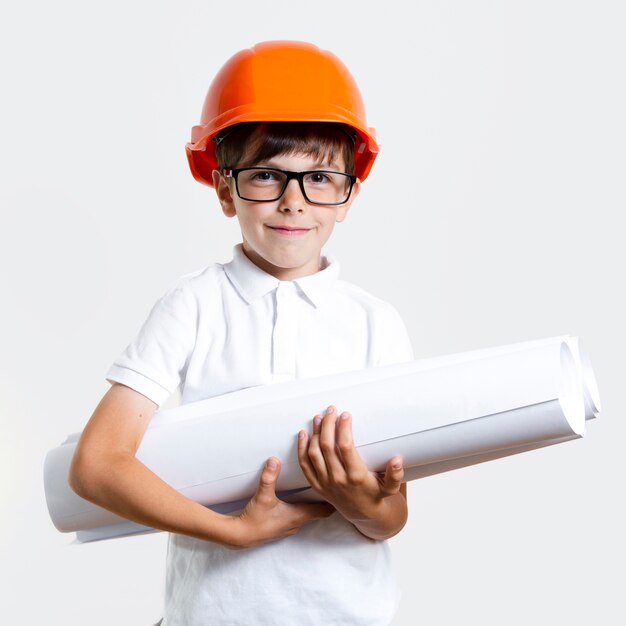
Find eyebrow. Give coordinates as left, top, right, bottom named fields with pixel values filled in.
left=254, top=159, right=342, bottom=171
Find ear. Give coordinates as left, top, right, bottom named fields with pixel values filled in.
left=212, top=169, right=237, bottom=218
left=335, top=178, right=361, bottom=223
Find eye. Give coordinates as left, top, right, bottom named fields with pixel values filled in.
left=250, top=169, right=281, bottom=183
left=305, top=172, right=331, bottom=185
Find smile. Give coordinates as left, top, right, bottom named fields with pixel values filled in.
left=267, top=226, right=312, bottom=236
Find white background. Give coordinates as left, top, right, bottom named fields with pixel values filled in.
left=1, top=1, right=624, bottom=624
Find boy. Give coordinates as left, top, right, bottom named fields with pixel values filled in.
left=69, top=41, right=414, bottom=625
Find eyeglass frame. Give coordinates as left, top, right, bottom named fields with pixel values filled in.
left=222, top=167, right=357, bottom=206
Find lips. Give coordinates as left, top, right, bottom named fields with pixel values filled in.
left=267, top=225, right=312, bottom=236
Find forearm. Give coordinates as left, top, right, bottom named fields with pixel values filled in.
left=70, top=382, right=333, bottom=550
left=340, top=488, right=408, bottom=541
left=69, top=451, right=239, bottom=547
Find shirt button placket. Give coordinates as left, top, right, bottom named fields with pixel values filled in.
left=272, top=282, right=298, bottom=382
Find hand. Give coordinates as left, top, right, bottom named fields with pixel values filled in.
left=230, top=457, right=335, bottom=550
left=297, top=406, right=405, bottom=524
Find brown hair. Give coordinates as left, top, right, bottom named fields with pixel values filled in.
left=215, top=122, right=355, bottom=174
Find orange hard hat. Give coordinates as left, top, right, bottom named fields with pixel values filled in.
left=186, top=41, right=379, bottom=187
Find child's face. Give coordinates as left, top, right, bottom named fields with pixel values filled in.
left=213, top=151, right=360, bottom=280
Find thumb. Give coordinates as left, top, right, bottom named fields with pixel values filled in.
left=255, top=457, right=281, bottom=504
left=381, top=457, right=404, bottom=496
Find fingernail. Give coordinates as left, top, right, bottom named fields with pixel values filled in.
left=340, top=412, right=350, bottom=420
left=267, top=459, right=277, bottom=470
left=325, top=406, right=334, bottom=415
left=393, top=461, right=402, bottom=470
left=298, top=430, right=306, bottom=440
left=314, top=416, right=322, bottom=427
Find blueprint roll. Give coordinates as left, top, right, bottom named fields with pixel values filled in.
left=44, top=337, right=596, bottom=542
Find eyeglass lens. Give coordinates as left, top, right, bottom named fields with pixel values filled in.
left=236, top=169, right=352, bottom=204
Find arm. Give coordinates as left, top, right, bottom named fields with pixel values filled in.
left=69, top=383, right=333, bottom=549
left=297, top=406, right=408, bottom=541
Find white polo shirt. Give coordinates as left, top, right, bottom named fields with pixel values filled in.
left=107, top=244, right=414, bottom=626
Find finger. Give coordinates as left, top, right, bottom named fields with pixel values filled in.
left=297, top=430, right=322, bottom=491
left=306, top=413, right=330, bottom=483
left=335, top=412, right=367, bottom=479
left=381, top=456, right=404, bottom=496
left=314, top=412, right=324, bottom=435
left=319, top=406, right=346, bottom=480
left=254, top=457, right=281, bottom=505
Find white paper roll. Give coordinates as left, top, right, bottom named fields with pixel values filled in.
left=44, top=337, right=597, bottom=542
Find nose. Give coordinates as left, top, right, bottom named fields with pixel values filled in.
left=278, top=178, right=306, bottom=213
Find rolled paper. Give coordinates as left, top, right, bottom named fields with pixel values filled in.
left=565, top=336, right=601, bottom=419
left=44, top=336, right=598, bottom=542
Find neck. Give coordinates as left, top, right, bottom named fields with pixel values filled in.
left=241, top=245, right=323, bottom=280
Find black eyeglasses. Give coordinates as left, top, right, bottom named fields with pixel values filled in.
left=223, top=167, right=357, bottom=206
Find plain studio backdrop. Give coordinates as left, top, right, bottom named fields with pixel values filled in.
left=1, top=1, right=624, bottom=624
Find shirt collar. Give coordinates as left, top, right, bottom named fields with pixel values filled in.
left=294, top=255, right=340, bottom=308
left=223, top=244, right=340, bottom=308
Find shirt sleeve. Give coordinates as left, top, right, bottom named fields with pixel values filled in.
left=375, top=303, right=414, bottom=367
left=106, top=282, right=197, bottom=407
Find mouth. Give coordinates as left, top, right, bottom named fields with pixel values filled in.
left=267, top=225, right=313, bottom=236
